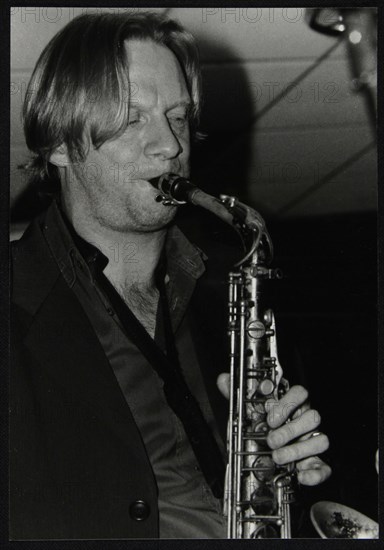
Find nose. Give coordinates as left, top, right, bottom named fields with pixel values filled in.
left=145, top=117, right=182, bottom=160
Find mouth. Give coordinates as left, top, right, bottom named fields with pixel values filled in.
left=147, top=176, right=162, bottom=189
left=130, top=176, right=164, bottom=193
left=147, top=171, right=180, bottom=190
left=147, top=179, right=164, bottom=204
left=146, top=174, right=173, bottom=202
left=150, top=173, right=191, bottom=207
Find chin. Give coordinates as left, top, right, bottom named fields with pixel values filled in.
left=146, top=205, right=178, bottom=230
left=124, top=203, right=178, bottom=233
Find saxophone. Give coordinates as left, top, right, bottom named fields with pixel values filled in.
left=150, top=173, right=295, bottom=539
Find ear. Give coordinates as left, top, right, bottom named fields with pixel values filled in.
left=49, top=144, right=70, bottom=167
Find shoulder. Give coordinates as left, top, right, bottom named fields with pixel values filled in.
left=11, top=213, right=61, bottom=319
left=12, top=217, right=44, bottom=266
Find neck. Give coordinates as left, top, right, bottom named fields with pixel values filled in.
left=62, top=203, right=167, bottom=290
left=100, top=227, right=166, bottom=290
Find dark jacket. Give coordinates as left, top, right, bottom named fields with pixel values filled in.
left=10, top=212, right=229, bottom=540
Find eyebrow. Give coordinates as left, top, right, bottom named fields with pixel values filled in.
left=127, top=99, right=192, bottom=112
left=166, top=100, right=192, bottom=111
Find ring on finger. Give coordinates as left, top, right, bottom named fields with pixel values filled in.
left=299, top=431, right=322, bottom=441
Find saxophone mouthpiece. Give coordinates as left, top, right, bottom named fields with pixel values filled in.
left=149, top=173, right=195, bottom=205
left=148, top=177, right=168, bottom=203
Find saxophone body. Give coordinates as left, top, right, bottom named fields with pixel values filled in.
left=150, top=173, right=295, bottom=539
left=225, top=229, right=294, bottom=539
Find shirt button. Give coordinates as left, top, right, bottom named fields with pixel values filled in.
left=129, top=500, right=150, bottom=521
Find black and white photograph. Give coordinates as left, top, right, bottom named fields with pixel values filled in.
left=7, top=5, right=378, bottom=541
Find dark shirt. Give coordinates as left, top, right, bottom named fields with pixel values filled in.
left=42, top=200, right=227, bottom=538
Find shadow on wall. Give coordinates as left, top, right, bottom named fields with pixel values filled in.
left=191, top=35, right=256, bottom=201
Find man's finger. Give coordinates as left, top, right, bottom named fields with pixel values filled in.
left=291, top=401, right=311, bottom=420
left=272, top=433, right=329, bottom=465
left=217, top=372, right=230, bottom=399
left=296, top=456, right=332, bottom=486
left=267, top=410, right=322, bottom=449
left=265, top=385, right=309, bottom=428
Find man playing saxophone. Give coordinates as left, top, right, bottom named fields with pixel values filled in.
left=10, top=12, right=331, bottom=539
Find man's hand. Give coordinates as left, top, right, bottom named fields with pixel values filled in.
left=217, top=374, right=331, bottom=486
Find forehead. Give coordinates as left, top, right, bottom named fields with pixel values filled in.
left=123, top=39, right=190, bottom=106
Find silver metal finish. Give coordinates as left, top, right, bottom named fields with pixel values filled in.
left=225, top=259, right=294, bottom=538
left=151, top=173, right=295, bottom=538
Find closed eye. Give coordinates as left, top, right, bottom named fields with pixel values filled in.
left=167, top=109, right=191, bottom=132
left=127, top=106, right=145, bottom=127
left=128, top=115, right=144, bottom=126
left=168, top=115, right=188, bottom=128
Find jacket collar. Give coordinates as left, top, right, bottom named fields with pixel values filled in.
left=42, top=199, right=206, bottom=288
left=11, top=200, right=221, bottom=455
left=12, top=199, right=207, bottom=334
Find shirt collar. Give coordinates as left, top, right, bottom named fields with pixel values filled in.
left=165, top=225, right=206, bottom=280
left=60, top=209, right=109, bottom=277
left=41, top=198, right=206, bottom=287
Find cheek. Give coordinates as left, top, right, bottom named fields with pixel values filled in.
left=182, top=128, right=191, bottom=151
left=183, top=137, right=190, bottom=157
left=89, top=152, right=139, bottom=194
left=97, top=141, right=142, bottom=176
left=179, top=135, right=190, bottom=164
left=112, top=163, right=142, bottom=187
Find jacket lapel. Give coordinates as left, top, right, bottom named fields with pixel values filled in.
left=13, top=218, right=153, bottom=464
left=23, top=274, right=151, bottom=457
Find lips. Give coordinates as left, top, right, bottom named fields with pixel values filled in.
left=147, top=171, right=180, bottom=190
left=147, top=176, right=161, bottom=187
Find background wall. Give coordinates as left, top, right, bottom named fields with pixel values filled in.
left=11, top=6, right=377, bottom=219
left=10, top=6, right=378, bottom=536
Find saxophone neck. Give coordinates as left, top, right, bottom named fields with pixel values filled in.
left=219, top=195, right=274, bottom=267
left=149, top=173, right=273, bottom=265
